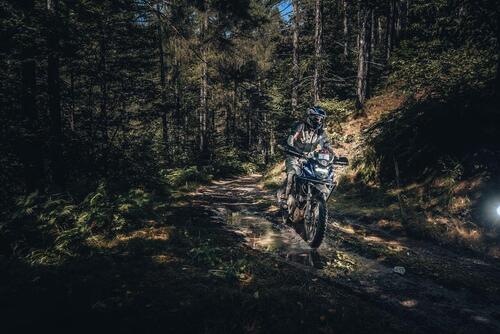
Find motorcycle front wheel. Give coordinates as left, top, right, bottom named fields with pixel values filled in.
left=304, top=196, right=327, bottom=248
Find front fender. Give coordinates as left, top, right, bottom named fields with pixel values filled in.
left=312, top=183, right=330, bottom=199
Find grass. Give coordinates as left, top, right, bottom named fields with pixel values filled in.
left=259, top=161, right=284, bottom=190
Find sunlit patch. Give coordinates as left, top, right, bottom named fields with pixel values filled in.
left=255, top=233, right=282, bottom=251
left=233, top=186, right=255, bottom=192
left=326, top=251, right=356, bottom=272
left=212, top=179, right=237, bottom=186
left=266, top=205, right=280, bottom=213
left=115, top=227, right=172, bottom=243
left=448, top=195, right=471, bottom=213
left=400, top=299, right=418, bottom=308
left=363, top=235, right=384, bottom=243
left=455, top=227, right=480, bottom=241
left=336, top=224, right=356, bottom=234
left=238, top=272, right=253, bottom=285
left=151, top=254, right=175, bottom=264
left=487, top=246, right=500, bottom=258
left=227, top=211, right=241, bottom=224
left=375, top=219, right=404, bottom=231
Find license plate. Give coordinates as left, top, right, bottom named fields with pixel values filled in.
left=318, top=153, right=329, bottom=160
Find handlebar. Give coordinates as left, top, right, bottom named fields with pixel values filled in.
left=333, top=156, right=349, bottom=166
left=277, top=144, right=305, bottom=159
left=277, top=144, right=349, bottom=166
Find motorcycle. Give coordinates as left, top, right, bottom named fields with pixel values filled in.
left=277, top=145, right=348, bottom=248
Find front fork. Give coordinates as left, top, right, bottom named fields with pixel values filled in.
left=304, top=184, right=312, bottom=224
left=326, top=183, right=336, bottom=201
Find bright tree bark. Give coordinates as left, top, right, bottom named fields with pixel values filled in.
left=156, top=1, right=169, bottom=160
left=343, top=0, right=349, bottom=58
left=386, top=0, right=396, bottom=62
left=356, top=5, right=370, bottom=109
left=495, top=3, right=500, bottom=96
left=199, top=1, right=209, bottom=156
left=291, top=0, right=299, bottom=115
left=313, top=0, right=322, bottom=104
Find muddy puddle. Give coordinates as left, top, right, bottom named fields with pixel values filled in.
left=210, top=206, right=330, bottom=269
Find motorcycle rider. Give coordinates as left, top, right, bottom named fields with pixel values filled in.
left=281, top=106, right=335, bottom=204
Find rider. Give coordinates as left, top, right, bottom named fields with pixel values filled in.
left=281, top=106, right=335, bottom=203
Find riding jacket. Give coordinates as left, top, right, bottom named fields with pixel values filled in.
left=286, top=121, right=333, bottom=154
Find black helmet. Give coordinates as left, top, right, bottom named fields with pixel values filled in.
left=306, top=106, right=326, bottom=129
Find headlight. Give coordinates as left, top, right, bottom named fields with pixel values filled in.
left=496, top=206, right=500, bottom=217
left=314, top=166, right=329, bottom=178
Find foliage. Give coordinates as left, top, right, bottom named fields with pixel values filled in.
left=213, top=146, right=259, bottom=176
left=165, top=166, right=213, bottom=188
left=391, top=46, right=496, bottom=98
left=1, top=182, right=164, bottom=265
left=356, top=92, right=500, bottom=185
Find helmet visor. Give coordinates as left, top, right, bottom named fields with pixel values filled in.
left=310, top=115, right=323, bottom=127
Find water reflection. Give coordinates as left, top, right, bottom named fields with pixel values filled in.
left=222, top=207, right=327, bottom=269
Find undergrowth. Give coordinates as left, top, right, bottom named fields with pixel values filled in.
left=1, top=148, right=261, bottom=266
left=340, top=88, right=500, bottom=256
left=0, top=182, right=167, bottom=265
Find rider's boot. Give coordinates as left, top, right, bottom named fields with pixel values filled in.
left=280, top=172, right=294, bottom=213
left=284, top=172, right=294, bottom=200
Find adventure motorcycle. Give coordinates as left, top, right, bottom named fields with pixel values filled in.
left=277, top=145, right=348, bottom=248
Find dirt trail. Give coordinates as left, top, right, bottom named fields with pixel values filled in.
left=190, top=174, right=500, bottom=334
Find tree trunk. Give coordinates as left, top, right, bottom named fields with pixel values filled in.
left=367, top=8, right=373, bottom=98
left=21, top=58, right=44, bottom=192
left=247, top=107, right=252, bottom=149
left=225, top=91, right=231, bottom=145
left=232, top=81, right=237, bottom=144
left=270, top=129, right=275, bottom=156
left=343, top=0, right=349, bottom=58
left=291, top=0, right=299, bottom=115
left=356, top=5, right=360, bottom=51
left=156, top=2, right=169, bottom=161
left=199, top=2, right=209, bottom=157
left=356, top=5, right=370, bottom=109
left=370, top=10, right=375, bottom=56
left=69, top=70, right=75, bottom=131
left=47, top=0, right=65, bottom=188
left=495, top=3, right=500, bottom=96
left=378, top=16, right=383, bottom=47
left=385, top=0, right=396, bottom=62
left=99, top=39, right=108, bottom=144
left=313, top=0, right=322, bottom=104
left=173, top=38, right=181, bottom=155
left=395, top=0, right=402, bottom=46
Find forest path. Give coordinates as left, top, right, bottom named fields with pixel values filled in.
left=190, top=173, right=500, bottom=334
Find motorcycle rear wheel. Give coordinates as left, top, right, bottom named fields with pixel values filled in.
left=304, top=197, right=327, bottom=248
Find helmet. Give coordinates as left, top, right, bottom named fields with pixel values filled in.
left=306, top=106, right=326, bottom=129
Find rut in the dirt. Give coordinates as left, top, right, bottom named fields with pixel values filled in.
left=191, top=174, right=500, bottom=334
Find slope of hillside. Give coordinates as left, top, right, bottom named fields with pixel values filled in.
left=328, top=90, right=500, bottom=258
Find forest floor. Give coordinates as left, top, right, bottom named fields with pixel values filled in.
left=188, top=174, right=500, bottom=334
left=3, top=174, right=500, bottom=333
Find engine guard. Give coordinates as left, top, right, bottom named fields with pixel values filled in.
left=311, top=182, right=336, bottom=201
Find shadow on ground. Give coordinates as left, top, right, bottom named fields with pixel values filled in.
left=2, top=174, right=500, bottom=333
